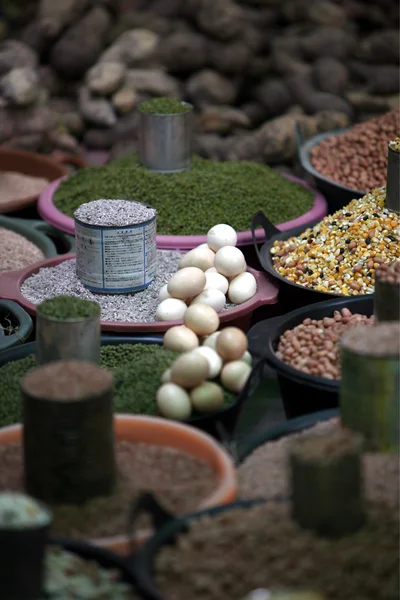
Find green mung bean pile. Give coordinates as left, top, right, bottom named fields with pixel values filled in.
left=38, top=295, right=100, bottom=320
left=0, top=344, right=235, bottom=426
left=138, top=97, right=192, bottom=114
left=53, top=154, right=314, bottom=235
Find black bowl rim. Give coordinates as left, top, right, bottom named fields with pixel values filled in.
left=298, top=128, right=366, bottom=196
left=0, top=335, right=252, bottom=428
left=133, top=408, right=340, bottom=600
left=247, top=296, right=374, bottom=393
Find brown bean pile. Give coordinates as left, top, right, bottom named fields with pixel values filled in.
left=0, top=171, right=49, bottom=205
left=376, top=260, right=400, bottom=284
left=0, top=227, right=45, bottom=273
left=155, top=420, right=399, bottom=600
left=238, top=419, right=399, bottom=507
left=276, top=308, right=374, bottom=379
left=0, top=441, right=217, bottom=541
left=310, top=110, right=400, bottom=190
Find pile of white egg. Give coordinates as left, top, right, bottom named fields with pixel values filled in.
left=156, top=302, right=252, bottom=420
left=156, top=224, right=257, bottom=322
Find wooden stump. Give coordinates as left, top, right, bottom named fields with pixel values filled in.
left=289, top=428, right=365, bottom=538
left=21, top=360, right=116, bottom=505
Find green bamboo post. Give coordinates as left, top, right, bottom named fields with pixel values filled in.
left=374, top=262, right=400, bottom=323
left=340, top=323, right=400, bottom=452
left=21, top=360, right=116, bottom=505
left=289, top=428, right=365, bottom=538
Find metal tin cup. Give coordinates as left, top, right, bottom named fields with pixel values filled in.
left=74, top=200, right=157, bottom=294
left=36, top=305, right=101, bottom=366
left=386, top=142, right=400, bottom=215
left=138, top=102, right=193, bottom=173
left=0, top=495, right=51, bottom=600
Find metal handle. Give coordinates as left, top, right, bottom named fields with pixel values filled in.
left=251, top=211, right=280, bottom=271
left=127, top=492, right=176, bottom=557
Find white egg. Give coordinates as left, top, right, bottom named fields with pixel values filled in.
left=156, top=298, right=187, bottom=321
left=228, top=271, right=257, bottom=304
left=192, top=346, right=223, bottom=379
left=204, top=272, right=229, bottom=295
left=184, top=304, right=220, bottom=336
left=196, top=243, right=210, bottom=249
left=190, top=382, right=224, bottom=413
left=163, top=325, right=199, bottom=352
left=221, top=361, right=251, bottom=394
left=206, top=267, right=218, bottom=273
left=203, top=331, right=221, bottom=351
left=167, top=267, right=206, bottom=300
left=178, top=246, right=215, bottom=272
left=240, top=350, right=252, bottom=366
left=161, top=368, right=172, bottom=383
left=156, top=383, right=192, bottom=420
left=191, top=288, right=226, bottom=313
left=207, top=224, right=238, bottom=252
left=158, top=284, right=171, bottom=302
left=170, top=352, right=209, bottom=388
left=214, top=246, right=246, bottom=278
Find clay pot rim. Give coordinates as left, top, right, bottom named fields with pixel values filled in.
left=0, top=414, right=237, bottom=554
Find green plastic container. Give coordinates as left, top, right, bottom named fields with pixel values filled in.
left=0, top=215, right=75, bottom=258
left=0, top=300, right=33, bottom=352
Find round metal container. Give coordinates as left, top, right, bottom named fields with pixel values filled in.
left=75, top=210, right=157, bottom=294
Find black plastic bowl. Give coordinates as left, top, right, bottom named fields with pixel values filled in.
left=296, top=124, right=366, bottom=213
left=247, top=296, right=373, bottom=419
left=0, top=336, right=262, bottom=442
left=132, top=410, right=340, bottom=599
left=251, top=210, right=373, bottom=310
left=0, top=300, right=33, bottom=352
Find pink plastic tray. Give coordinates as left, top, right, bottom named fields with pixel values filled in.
left=0, top=254, right=279, bottom=333
left=38, top=175, right=328, bottom=248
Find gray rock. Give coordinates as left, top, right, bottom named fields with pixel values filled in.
left=84, top=128, right=115, bottom=150
left=196, top=0, right=244, bottom=41
left=125, top=68, right=179, bottom=97
left=159, top=31, right=209, bottom=73
left=186, top=70, right=237, bottom=106
left=38, top=0, right=90, bottom=38
left=0, top=40, right=38, bottom=77
left=112, top=86, right=137, bottom=114
left=358, top=29, right=399, bottom=64
left=301, top=27, right=353, bottom=60
left=1, top=67, right=39, bottom=106
left=255, top=79, right=292, bottom=116
left=79, top=87, right=117, bottom=127
left=198, top=105, right=250, bottom=134
left=307, top=2, right=347, bottom=27
left=313, top=58, right=349, bottom=95
left=346, top=91, right=400, bottom=113
left=99, top=29, right=159, bottom=66
left=87, top=61, right=126, bottom=95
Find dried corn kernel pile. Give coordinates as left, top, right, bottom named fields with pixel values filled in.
left=271, top=188, right=400, bottom=295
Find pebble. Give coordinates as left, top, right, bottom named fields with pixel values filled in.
left=74, top=198, right=157, bottom=226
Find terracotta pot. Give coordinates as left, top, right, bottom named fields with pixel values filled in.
left=0, top=414, right=237, bottom=555
left=0, top=148, right=87, bottom=214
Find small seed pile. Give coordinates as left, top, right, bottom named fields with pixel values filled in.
left=20, top=250, right=182, bottom=322
left=0, top=441, right=217, bottom=540
left=276, top=307, right=374, bottom=379
left=75, top=198, right=156, bottom=227
left=38, top=295, right=100, bottom=320
left=0, top=227, right=44, bottom=273
left=53, top=154, right=314, bottom=235
left=376, top=260, right=400, bottom=284
left=44, top=546, right=138, bottom=599
left=138, top=97, right=192, bottom=115
left=0, top=171, right=49, bottom=206
left=310, top=110, right=400, bottom=190
left=271, top=187, right=400, bottom=295
left=0, top=344, right=235, bottom=427
left=238, top=420, right=399, bottom=507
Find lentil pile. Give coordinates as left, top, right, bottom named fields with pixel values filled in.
left=310, top=110, right=400, bottom=191
left=276, top=307, right=374, bottom=379
left=0, top=227, right=44, bottom=273
left=53, top=154, right=314, bottom=235
left=75, top=198, right=157, bottom=227
left=44, top=546, right=138, bottom=599
left=0, top=343, right=235, bottom=426
left=0, top=171, right=49, bottom=206
left=0, top=441, right=217, bottom=540
left=376, top=260, right=400, bottom=284
left=271, top=188, right=400, bottom=295
left=138, top=97, right=192, bottom=115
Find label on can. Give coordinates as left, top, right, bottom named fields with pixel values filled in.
left=75, top=217, right=157, bottom=293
